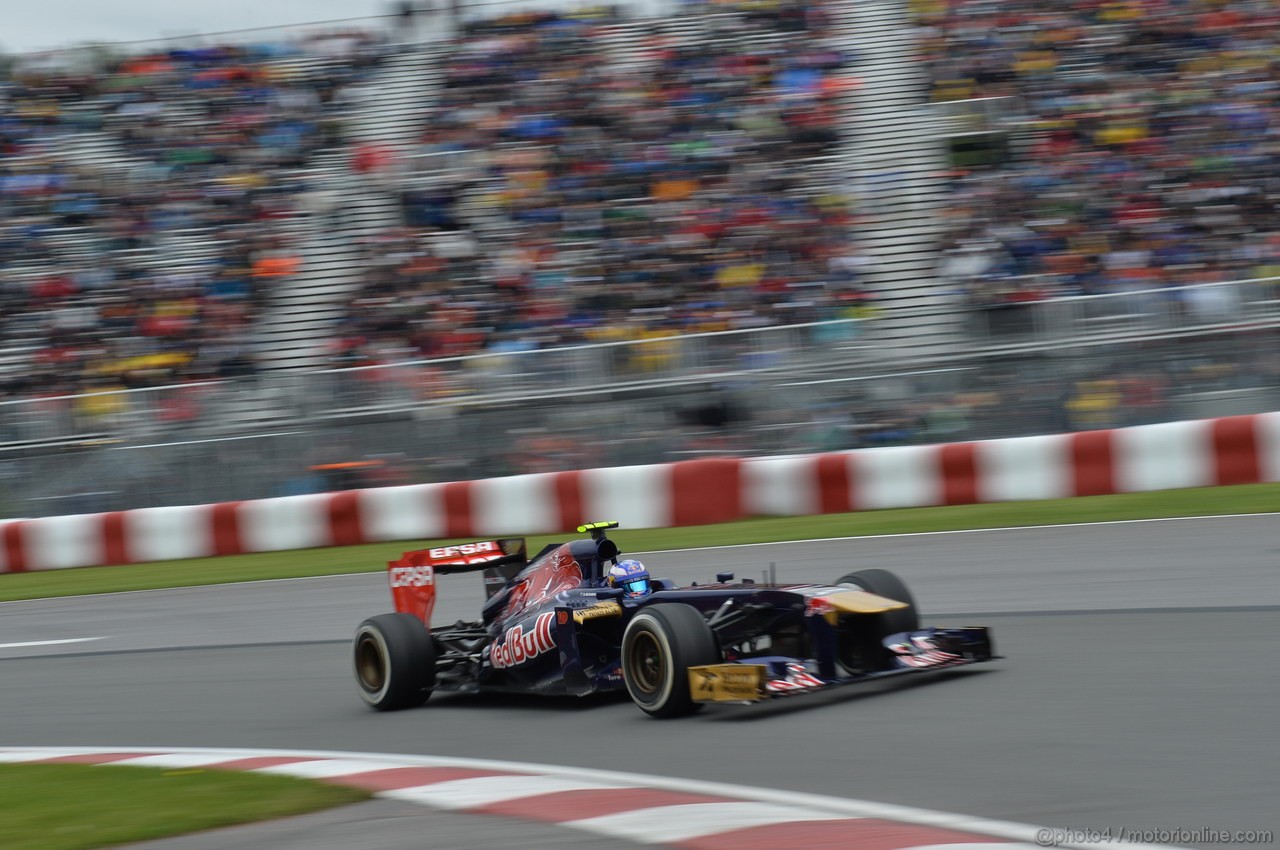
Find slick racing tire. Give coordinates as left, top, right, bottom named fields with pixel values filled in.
left=835, top=568, right=920, bottom=672
left=353, top=613, right=437, bottom=711
left=622, top=603, right=719, bottom=719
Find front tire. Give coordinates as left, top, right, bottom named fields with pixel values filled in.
left=353, top=613, right=436, bottom=711
left=622, top=604, right=720, bottom=718
left=835, top=568, right=920, bottom=672
left=837, top=568, right=919, bottom=634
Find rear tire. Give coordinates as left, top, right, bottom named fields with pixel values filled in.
left=622, top=604, right=720, bottom=718
left=353, top=613, right=436, bottom=711
left=835, top=568, right=920, bottom=672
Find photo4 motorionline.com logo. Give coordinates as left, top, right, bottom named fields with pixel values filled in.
left=1035, top=827, right=1275, bottom=846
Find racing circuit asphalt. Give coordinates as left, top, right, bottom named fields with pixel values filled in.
left=1, top=515, right=1278, bottom=847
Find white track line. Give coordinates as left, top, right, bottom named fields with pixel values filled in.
left=631, top=511, right=1280, bottom=555
left=0, top=746, right=1185, bottom=850
left=0, top=637, right=105, bottom=649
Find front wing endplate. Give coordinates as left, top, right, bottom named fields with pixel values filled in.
left=688, top=664, right=767, bottom=702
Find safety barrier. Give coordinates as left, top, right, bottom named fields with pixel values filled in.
left=2, top=413, right=1277, bottom=572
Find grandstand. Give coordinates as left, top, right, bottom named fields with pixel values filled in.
left=1, top=0, right=1278, bottom=517
left=0, top=29, right=391, bottom=388
left=264, top=3, right=891, bottom=371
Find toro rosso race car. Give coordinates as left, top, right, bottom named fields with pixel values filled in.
left=353, top=522, right=996, bottom=718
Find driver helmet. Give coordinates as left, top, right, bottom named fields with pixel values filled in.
left=607, top=559, right=652, bottom=598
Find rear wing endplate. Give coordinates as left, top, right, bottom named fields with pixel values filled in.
left=387, top=538, right=528, bottom=623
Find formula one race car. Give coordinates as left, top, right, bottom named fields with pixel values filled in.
left=353, top=522, right=996, bottom=717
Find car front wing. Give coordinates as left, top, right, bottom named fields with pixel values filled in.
left=688, top=626, right=997, bottom=704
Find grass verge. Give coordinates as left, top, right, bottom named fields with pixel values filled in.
left=1, top=482, right=1276, bottom=603
left=0, top=763, right=369, bottom=850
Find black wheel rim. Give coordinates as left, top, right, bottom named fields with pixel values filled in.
left=628, top=631, right=664, bottom=695
left=356, top=635, right=385, bottom=692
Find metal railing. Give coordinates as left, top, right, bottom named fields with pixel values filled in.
left=929, top=96, right=1026, bottom=137
left=4, top=324, right=1276, bottom=518
left=968, top=277, right=1280, bottom=345
left=0, top=381, right=241, bottom=448
left=0, top=316, right=874, bottom=451
left=4, top=278, right=1279, bottom=451
left=301, top=317, right=874, bottom=413
left=1, top=322, right=1275, bottom=517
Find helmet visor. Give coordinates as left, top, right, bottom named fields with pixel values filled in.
left=623, top=578, right=650, bottom=595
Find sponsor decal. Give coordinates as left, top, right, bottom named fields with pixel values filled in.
left=490, top=612, right=556, bottom=669
left=688, top=664, right=765, bottom=702
left=765, top=662, right=825, bottom=692
left=429, top=542, right=497, bottom=559
left=389, top=565, right=434, bottom=588
left=572, top=601, right=623, bottom=624
left=426, top=541, right=505, bottom=566
left=557, top=611, right=569, bottom=625
left=890, top=633, right=961, bottom=668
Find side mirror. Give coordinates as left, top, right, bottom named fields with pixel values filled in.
left=716, top=571, right=734, bottom=583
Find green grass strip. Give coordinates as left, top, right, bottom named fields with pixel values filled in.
left=0, top=763, right=369, bottom=850
left=1, top=483, right=1276, bottom=603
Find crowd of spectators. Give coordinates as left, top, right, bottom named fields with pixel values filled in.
left=920, top=0, right=1280, bottom=315
left=8, top=0, right=1280, bottom=387
left=1, top=29, right=390, bottom=397
left=6, top=2, right=1277, bottom=407
left=332, top=2, right=868, bottom=365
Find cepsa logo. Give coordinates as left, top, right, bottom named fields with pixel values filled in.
left=490, top=612, right=556, bottom=669
left=389, top=565, right=434, bottom=588
left=430, top=542, right=497, bottom=560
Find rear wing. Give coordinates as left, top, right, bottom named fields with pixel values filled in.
left=388, top=538, right=528, bottom=625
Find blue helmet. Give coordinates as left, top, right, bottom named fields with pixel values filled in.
left=607, top=559, right=652, bottom=597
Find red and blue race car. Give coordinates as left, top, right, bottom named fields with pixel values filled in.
left=353, top=522, right=997, bottom=717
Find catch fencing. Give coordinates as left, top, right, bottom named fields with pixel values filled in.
left=1, top=321, right=1276, bottom=518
